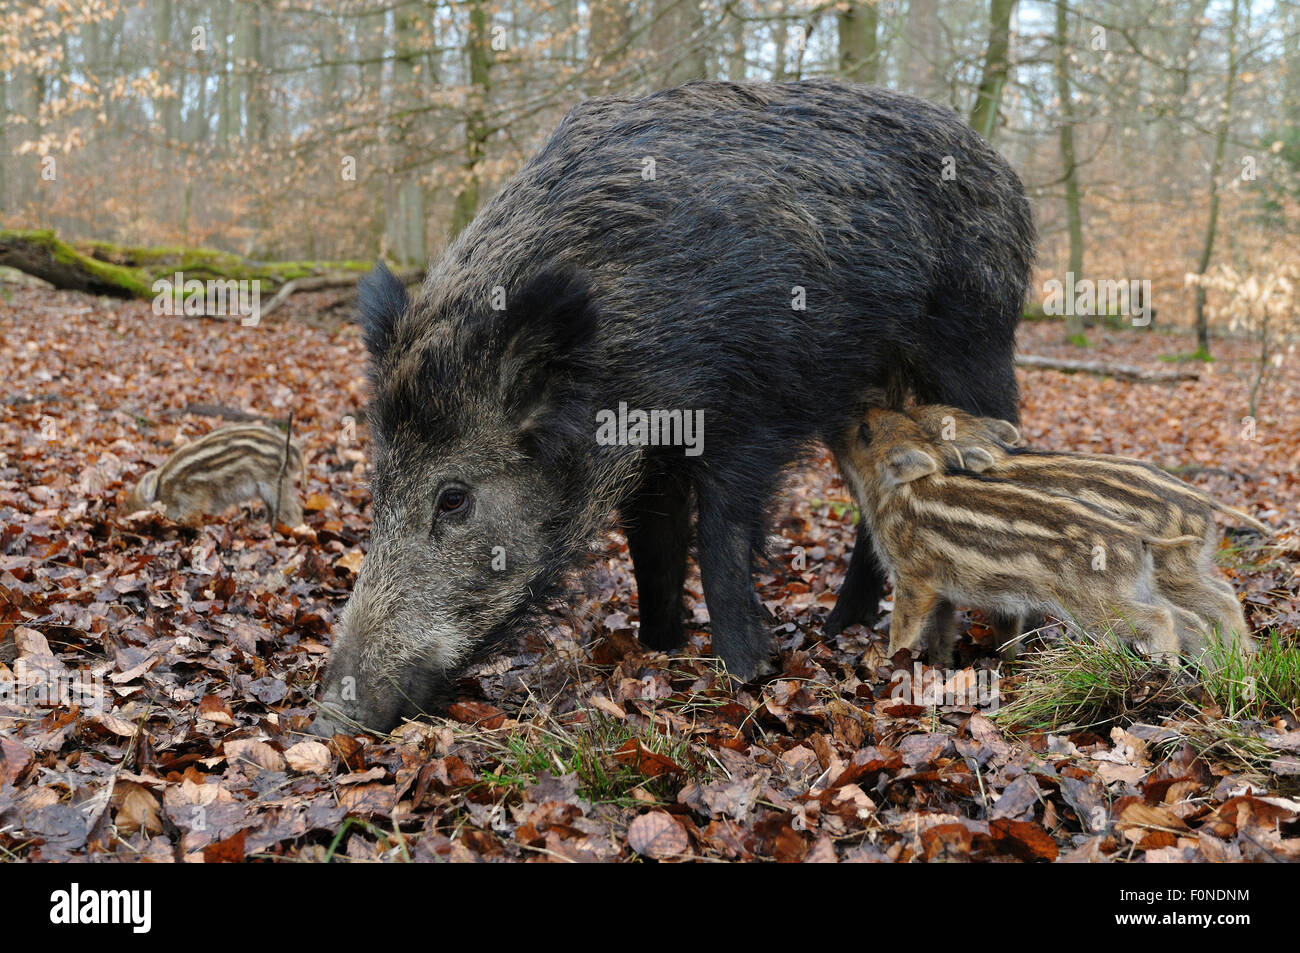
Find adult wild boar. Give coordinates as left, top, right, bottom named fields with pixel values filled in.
left=313, top=79, right=1034, bottom=734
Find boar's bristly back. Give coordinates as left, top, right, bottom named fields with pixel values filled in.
left=357, top=262, right=410, bottom=359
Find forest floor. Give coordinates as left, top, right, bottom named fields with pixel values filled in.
left=1, top=284, right=1298, bottom=862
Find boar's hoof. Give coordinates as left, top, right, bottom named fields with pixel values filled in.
left=823, top=600, right=880, bottom=638
left=719, top=653, right=777, bottom=686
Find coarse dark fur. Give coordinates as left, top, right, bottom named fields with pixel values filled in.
left=315, top=79, right=1035, bottom=735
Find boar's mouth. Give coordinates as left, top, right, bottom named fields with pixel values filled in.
left=309, top=664, right=451, bottom=738
left=309, top=622, right=522, bottom=737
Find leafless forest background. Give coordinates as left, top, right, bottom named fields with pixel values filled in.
left=1, top=0, right=1298, bottom=345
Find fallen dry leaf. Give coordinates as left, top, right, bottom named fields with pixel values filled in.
left=628, top=812, right=690, bottom=860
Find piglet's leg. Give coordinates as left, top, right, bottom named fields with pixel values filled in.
left=991, top=612, right=1024, bottom=663
left=888, top=581, right=942, bottom=661
left=1125, top=602, right=1181, bottom=660
left=919, top=598, right=959, bottom=668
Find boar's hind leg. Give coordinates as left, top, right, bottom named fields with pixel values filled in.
left=622, top=469, right=692, bottom=651
left=695, top=485, right=773, bottom=682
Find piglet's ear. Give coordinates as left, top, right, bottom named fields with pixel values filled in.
left=959, top=446, right=997, bottom=472
left=356, top=262, right=410, bottom=359
left=983, top=418, right=1021, bottom=447
left=882, top=447, right=937, bottom=487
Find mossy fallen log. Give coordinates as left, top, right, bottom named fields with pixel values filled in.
left=77, top=239, right=373, bottom=286
left=0, top=229, right=154, bottom=297
left=0, top=229, right=378, bottom=300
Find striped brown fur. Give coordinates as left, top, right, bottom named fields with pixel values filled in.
left=906, top=404, right=1261, bottom=656
left=845, top=408, right=1208, bottom=665
left=124, top=424, right=304, bottom=527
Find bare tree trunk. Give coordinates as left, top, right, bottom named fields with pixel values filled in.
left=154, top=0, right=179, bottom=141
left=217, top=1, right=233, bottom=148
left=838, top=2, right=880, bottom=84
left=652, top=0, right=708, bottom=87
left=771, top=21, right=790, bottom=81
left=1192, top=0, right=1243, bottom=357
left=1287, top=1, right=1300, bottom=128
left=1055, top=0, right=1085, bottom=344
left=969, top=0, right=1016, bottom=140
left=451, top=0, right=492, bottom=237
left=727, top=7, right=747, bottom=81
left=388, top=7, right=427, bottom=265
left=902, top=0, right=943, bottom=101
left=0, top=70, right=7, bottom=214
left=589, top=0, right=630, bottom=91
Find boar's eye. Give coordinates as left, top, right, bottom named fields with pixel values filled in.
left=434, top=486, right=470, bottom=519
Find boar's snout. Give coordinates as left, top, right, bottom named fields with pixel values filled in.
left=311, top=645, right=440, bottom=737
left=312, top=580, right=449, bottom=735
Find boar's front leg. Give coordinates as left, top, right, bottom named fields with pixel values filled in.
left=622, top=467, right=692, bottom=651
left=824, top=522, right=888, bottom=636
left=695, top=483, right=773, bottom=682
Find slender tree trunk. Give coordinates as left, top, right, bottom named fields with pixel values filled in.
left=838, top=2, right=880, bottom=84
left=903, top=0, right=943, bottom=101
left=589, top=0, right=630, bottom=92
left=0, top=70, right=7, bottom=213
left=652, top=0, right=708, bottom=86
left=218, top=2, right=233, bottom=148
left=772, top=22, right=790, bottom=81
left=1159, top=0, right=1211, bottom=200
left=251, top=8, right=270, bottom=144
left=969, top=0, right=1016, bottom=140
left=154, top=0, right=179, bottom=141
left=728, top=8, right=747, bottom=81
left=451, top=0, right=492, bottom=237
left=1055, top=0, right=1085, bottom=343
left=1287, top=2, right=1300, bottom=128
left=390, top=7, right=427, bottom=264
left=1193, top=0, right=1243, bottom=356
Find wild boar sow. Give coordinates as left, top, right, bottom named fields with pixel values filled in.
left=314, top=80, right=1035, bottom=734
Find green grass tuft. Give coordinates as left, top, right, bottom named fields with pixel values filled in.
left=994, top=632, right=1185, bottom=730
left=1196, top=631, right=1300, bottom=719
left=479, top=711, right=706, bottom=807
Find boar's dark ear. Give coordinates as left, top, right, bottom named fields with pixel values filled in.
left=499, top=268, right=599, bottom=429
left=356, top=263, right=410, bottom=358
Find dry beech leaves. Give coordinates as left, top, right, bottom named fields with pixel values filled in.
left=0, top=286, right=1297, bottom=862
